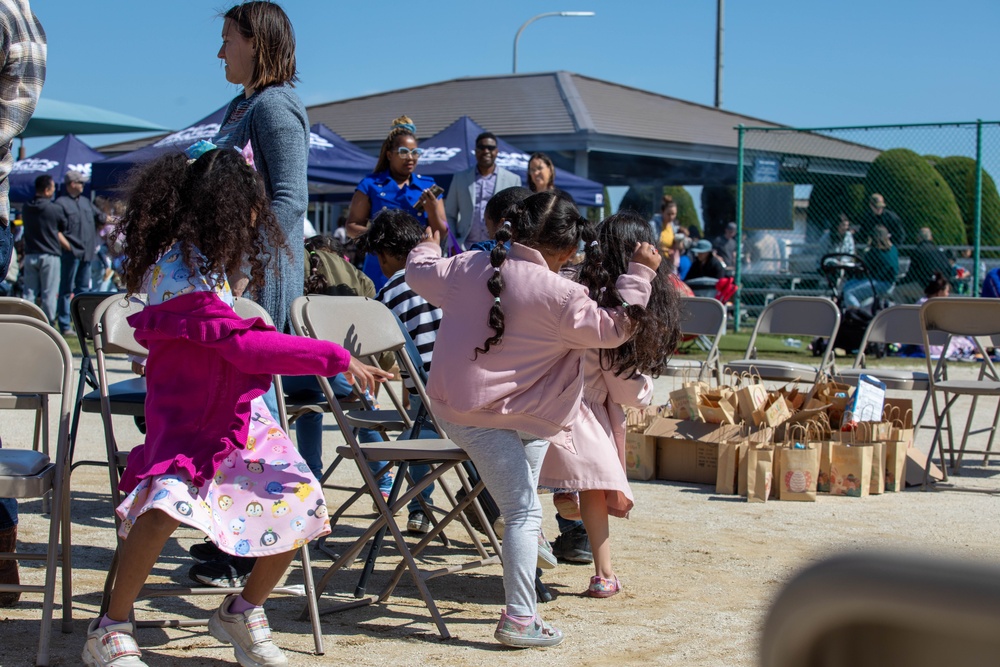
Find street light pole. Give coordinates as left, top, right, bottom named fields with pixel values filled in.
left=513, top=11, right=595, bottom=74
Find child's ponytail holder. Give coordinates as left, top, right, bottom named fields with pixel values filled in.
left=494, top=297, right=501, bottom=305
left=590, top=240, right=599, bottom=248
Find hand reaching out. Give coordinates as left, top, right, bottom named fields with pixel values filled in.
left=343, top=357, right=393, bottom=395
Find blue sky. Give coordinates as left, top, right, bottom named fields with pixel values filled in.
left=25, top=0, right=1000, bottom=156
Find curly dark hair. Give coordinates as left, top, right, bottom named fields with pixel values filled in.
left=478, top=191, right=597, bottom=357
left=356, top=208, right=423, bottom=260
left=577, top=210, right=683, bottom=377
left=117, top=149, right=286, bottom=296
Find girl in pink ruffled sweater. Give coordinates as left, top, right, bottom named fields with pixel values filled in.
left=82, top=148, right=391, bottom=667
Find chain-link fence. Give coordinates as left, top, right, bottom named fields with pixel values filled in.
left=731, top=121, right=1000, bottom=327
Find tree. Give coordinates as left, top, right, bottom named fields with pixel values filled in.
left=932, top=155, right=1000, bottom=247
left=805, top=177, right=865, bottom=241
left=864, top=148, right=966, bottom=245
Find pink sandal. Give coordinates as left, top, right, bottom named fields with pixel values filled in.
left=587, top=575, right=622, bottom=598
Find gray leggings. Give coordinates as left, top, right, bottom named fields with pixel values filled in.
left=440, top=419, right=548, bottom=617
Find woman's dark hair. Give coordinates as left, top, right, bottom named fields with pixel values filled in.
left=527, top=152, right=555, bottom=192
left=924, top=271, right=950, bottom=297
left=661, top=194, right=676, bottom=211
left=374, top=115, right=417, bottom=174
left=357, top=208, right=423, bottom=259
left=577, top=211, right=682, bottom=377
left=477, top=191, right=594, bottom=356
left=117, top=149, right=286, bottom=296
left=222, top=2, right=298, bottom=91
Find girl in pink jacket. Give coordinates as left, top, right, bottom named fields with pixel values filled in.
left=406, top=192, right=660, bottom=648
left=540, top=211, right=682, bottom=598
left=82, top=149, right=390, bottom=667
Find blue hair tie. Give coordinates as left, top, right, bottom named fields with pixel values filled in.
left=393, top=122, right=416, bottom=134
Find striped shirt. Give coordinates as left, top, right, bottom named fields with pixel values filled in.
left=0, top=0, right=45, bottom=226
left=377, top=268, right=442, bottom=381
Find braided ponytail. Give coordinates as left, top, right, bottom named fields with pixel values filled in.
left=474, top=203, right=522, bottom=357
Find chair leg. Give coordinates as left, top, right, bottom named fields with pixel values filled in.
left=353, top=463, right=409, bottom=599
left=297, top=544, right=324, bottom=655
left=60, top=464, right=73, bottom=634
left=37, top=477, right=64, bottom=667
left=982, top=396, right=1000, bottom=465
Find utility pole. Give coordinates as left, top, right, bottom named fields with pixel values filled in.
left=715, top=0, right=724, bottom=108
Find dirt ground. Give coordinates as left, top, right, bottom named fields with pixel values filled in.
left=3, top=359, right=1000, bottom=667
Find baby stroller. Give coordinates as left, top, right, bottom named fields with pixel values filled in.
left=812, top=253, right=889, bottom=357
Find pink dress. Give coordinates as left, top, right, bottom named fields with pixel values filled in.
left=538, top=350, right=653, bottom=518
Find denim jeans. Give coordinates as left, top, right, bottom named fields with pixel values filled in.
left=57, top=252, right=92, bottom=331
left=23, top=253, right=61, bottom=325
left=0, top=222, right=11, bottom=282
left=0, top=440, right=17, bottom=530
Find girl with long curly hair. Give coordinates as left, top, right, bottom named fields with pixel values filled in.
left=406, top=192, right=661, bottom=647
left=540, top=211, right=682, bottom=598
left=82, top=148, right=391, bottom=667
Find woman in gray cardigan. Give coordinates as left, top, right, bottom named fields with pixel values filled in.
left=214, top=1, right=309, bottom=336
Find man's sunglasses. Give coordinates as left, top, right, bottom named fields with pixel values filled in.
left=475, top=144, right=498, bottom=152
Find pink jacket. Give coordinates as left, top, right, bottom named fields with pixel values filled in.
left=406, top=242, right=655, bottom=447
left=119, top=291, right=351, bottom=493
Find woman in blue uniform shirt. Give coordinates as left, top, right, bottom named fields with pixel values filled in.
left=346, top=115, right=447, bottom=290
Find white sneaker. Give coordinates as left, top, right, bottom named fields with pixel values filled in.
left=208, top=595, right=288, bottom=667
left=81, top=618, right=148, bottom=666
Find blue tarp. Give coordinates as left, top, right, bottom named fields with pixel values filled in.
left=416, top=116, right=605, bottom=207
left=9, top=134, right=105, bottom=203
left=90, top=105, right=229, bottom=191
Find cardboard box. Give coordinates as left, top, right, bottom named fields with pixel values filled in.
left=625, top=430, right=656, bottom=481
left=646, top=418, right=742, bottom=485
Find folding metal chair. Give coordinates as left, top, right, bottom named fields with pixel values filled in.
left=0, top=315, right=74, bottom=666
left=94, top=295, right=325, bottom=654
left=919, top=298, right=1000, bottom=483
left=834, top=305, right=948, bottom=432
left=67, top=292, right=145, bottom=476
left=290, top=294, right=501, bottom=638
left=761, top=551, right=1000, bottom=667
left=724, top=296, right=841, bottom=385
left=665, top=296, right=726, bottom=382
left=0, top=297, right=48, bottom=456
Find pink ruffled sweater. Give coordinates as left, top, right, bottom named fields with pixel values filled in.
left=118, top=291, right=351, bottom=494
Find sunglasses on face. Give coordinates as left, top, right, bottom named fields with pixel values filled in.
left=476, top=144, right=498, bottom=152
left=396, top=147, right=424, bottom=159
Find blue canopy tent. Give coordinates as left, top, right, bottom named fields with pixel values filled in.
left=306, top=123, right=376, bottom=203
left=9, top=134, right=104, bottom=203
left=417, top=116, right=605, bottom=207
left=90, top=105, right=229, bottom=191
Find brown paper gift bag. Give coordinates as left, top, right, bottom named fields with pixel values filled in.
left=779, top=444, right=820, bottom=501
left=699, top=392, right=737, bottom=424
left=669, top=382, right=705, bottom=421
left=884, top=440, right=908, bottom=492
left=745, top=445, right=773, bottom=503
left=716, top=439, right=741, bottom=494
left=867, top=441, right=886, bottom=495
left=816, top=440, right=834, bottom=492
left=829, top=444, right=873, bottom=498
left=754, top=394, right=792, bottom=428
left=736, top=383, right=768, bottom=425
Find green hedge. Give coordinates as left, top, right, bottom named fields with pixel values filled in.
left=864, top=148, right=966, bottom=245
left=931, top=155, right=1000, bottom=247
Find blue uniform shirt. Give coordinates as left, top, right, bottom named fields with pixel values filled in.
left=356, top=170, right=440, bottom=226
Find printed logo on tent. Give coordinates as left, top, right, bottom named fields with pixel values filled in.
left=67, top=163, right=93, bottom=179
left=495, top=151, right=530, bottom=171
left=12, top=158, right=58, bottom=173
left=416, top=146, right=462, bottom=164
left=309, top=133, right=334, bottom=150
left=153, top=123, right=222, bottom=148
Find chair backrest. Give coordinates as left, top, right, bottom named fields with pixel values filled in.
left=920, top=297, right=1000, bottom=337
left=93, top=295, right=147, bottom=357
left=0, top=296, right=46, bottom=322
left=0, top=315, right=73, bottom=397
left=71, top=291, right=118, bottom=350
left=233, top=296, right=275, bottom=327
left=752, top=296, right=840, bottom=339
left=679, top=296, right=726, bottom=338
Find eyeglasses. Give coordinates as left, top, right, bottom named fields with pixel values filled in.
left=475, top=144, right=498, bottom=152
left=396, top=147, right=424, bottom=159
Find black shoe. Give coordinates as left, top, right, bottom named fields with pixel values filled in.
left=189, top=539, right=224, bottom=562
left=189, top=555, right=257, bottom=588
left=551, top=525, right=593, bottom=564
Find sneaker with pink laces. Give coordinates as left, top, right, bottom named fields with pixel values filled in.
left=208, top=594, right=288, bottom=667
left=81, top=618, right=148, bottom=666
